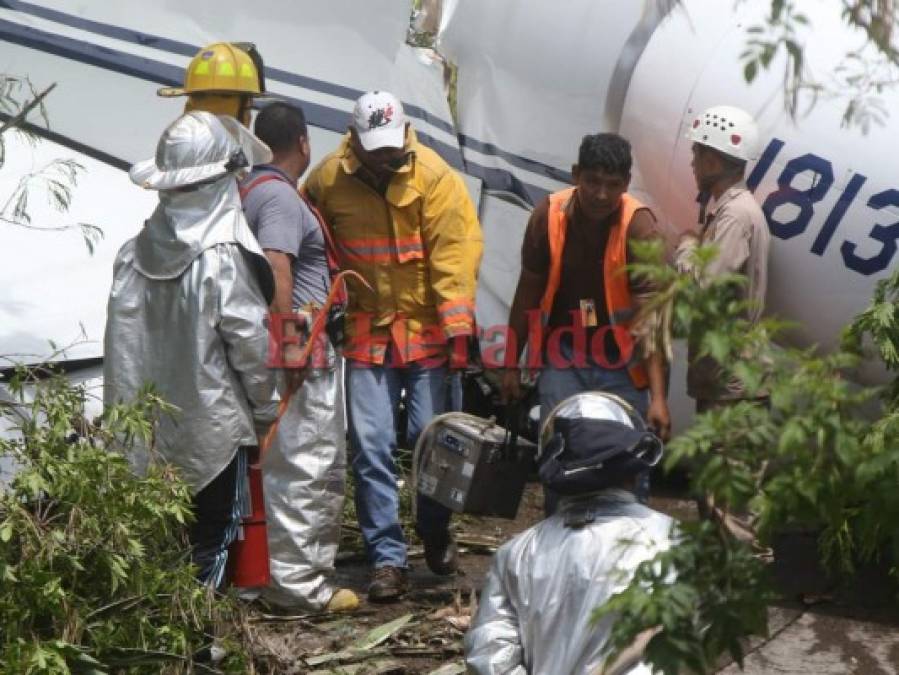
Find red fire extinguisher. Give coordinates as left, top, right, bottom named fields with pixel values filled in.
left=228, top=445, right=270, bottom=587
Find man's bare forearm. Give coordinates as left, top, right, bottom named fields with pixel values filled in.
left=265, top=250, right=298, bottom=336
left=507, top=268, right=546, bottom=366
left=645, top=350, right=667, bottom=402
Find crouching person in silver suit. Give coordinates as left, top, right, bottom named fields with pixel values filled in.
left=465, top=392, right=675, bottom=675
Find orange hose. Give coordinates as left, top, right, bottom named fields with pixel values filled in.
left=259, top=269, right=370, bottom=456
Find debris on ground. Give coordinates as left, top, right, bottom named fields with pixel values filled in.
left=245, top=482, right=899, bottom=673
left=244, top=484, right=546, bottom=673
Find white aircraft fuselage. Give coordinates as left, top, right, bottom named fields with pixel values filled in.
left=0, top=1, right=894, bottom=439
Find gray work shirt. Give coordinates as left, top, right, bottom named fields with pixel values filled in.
left=686, top=183, right=771, bottom=401
left=242, top=166, right=329, bottom=307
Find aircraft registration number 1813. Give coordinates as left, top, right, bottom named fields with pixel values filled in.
left=747, top=137, right=899, bottom=276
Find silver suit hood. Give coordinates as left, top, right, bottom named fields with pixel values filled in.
left=130, top=112, right=274, bottom=299
left=104, top=113, right=278, bottom=492
left=133, top=179, right=273, bottom=300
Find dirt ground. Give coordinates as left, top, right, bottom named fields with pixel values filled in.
left=243, top=478, right=899, bottom=674
left=244, top=481, right=545, bottom=674
left=242, top=478, right=701, bottom=674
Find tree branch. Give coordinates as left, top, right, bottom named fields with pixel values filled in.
left=0, top=82, right=56, bottom=136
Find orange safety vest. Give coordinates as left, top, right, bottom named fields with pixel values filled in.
left=539, top=187, right=649, bottom=389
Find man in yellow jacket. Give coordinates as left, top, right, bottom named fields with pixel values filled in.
left=304, top=91, right=483, bottom=602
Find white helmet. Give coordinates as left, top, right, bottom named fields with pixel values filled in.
left=685, top=105, right=760, bottom=162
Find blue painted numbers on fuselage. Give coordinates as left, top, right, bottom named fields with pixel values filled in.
left=842, top=189, right=899, bottom=275
left=748, top=137, right=898, bottom=276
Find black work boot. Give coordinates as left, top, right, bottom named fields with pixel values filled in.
left=368, top=566, right=408, bottom=603
left=422, top=531, right=459, bottom=576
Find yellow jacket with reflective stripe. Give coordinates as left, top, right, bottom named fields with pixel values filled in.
left=303, top=129, right=483, bottom=364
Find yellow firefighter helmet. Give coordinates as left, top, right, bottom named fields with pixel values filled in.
left=158, top=42, right=263, bottom=98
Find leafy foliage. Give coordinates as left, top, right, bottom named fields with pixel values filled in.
left=0, top=75, right=102, bottom=253
left=0, top=367, right=248, bottom=673
left=842, top=0, right=899, bottom=61
left=0, top=75, right=50, bottom=163
left=840, top=267, right=899, bottom=570
left=595, top=522, right=774, bottom=674
left=843, top=268, right=899, bottom=403
left=598, top=244, right=899, bottom=673
left=740, top=0, right=812, bottom=118
left=739, top=0, right=899, bottom=131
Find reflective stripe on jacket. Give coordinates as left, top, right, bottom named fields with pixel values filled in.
left=303, top=129, right=483, bottom=364
left=539, top=187, right=649, bottom=389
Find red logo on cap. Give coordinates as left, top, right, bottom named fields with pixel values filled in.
left=731, top=134, right=742, bottom=145
left=368, top=103, right=395, bottom=130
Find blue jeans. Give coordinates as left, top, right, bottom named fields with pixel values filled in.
left=538, top=347, right=650, bottom=513
left=346, top=357, right=452, bottom=568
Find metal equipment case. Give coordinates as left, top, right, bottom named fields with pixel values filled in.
left=416, top=413, right=532, bottom=519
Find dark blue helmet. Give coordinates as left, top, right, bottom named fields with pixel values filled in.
left=538, top=393, right=663, bottom=496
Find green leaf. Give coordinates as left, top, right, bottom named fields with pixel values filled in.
left=350, top=613, right=413, bottom=651
left=744, top=60, right=758, bottom=83
left=0, top=520, right=12, bottom=543
left=704, top=331, right=730, bottom=362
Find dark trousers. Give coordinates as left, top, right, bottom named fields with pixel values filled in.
left=189, top=451, right=243, bottom=589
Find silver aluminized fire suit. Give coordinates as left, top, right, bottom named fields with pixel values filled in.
left=239, top=165, right=348, bottom=610
left=104, top=112, right=278, bottom=494
left=261, top=330, right=345, bottom=609
left=465, top=489, right=674, bottom=675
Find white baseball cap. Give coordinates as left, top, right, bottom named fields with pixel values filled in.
left=352, top=90, right=406, bottom=151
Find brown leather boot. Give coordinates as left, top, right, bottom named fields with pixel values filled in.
left=368, top=566, right=408, bottom=603
left=422, top=531, right=459, bottom=576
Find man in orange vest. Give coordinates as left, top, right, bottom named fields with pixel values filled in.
left=501, top=133, right=670, bottom=510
